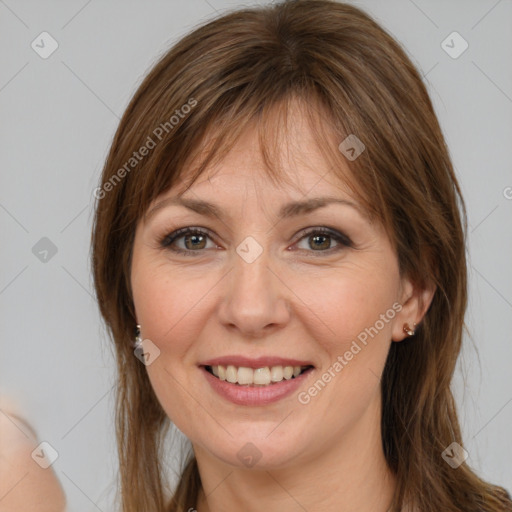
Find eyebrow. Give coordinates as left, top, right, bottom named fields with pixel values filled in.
left=146, top=195, right=366, bottom=221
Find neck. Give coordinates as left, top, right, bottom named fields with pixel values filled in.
left=194, top=393, right=397, bottom=512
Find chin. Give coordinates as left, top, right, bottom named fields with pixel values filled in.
left=193, top=425, right=311, bottom=471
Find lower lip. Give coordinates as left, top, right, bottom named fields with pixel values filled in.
left=201, top=367, right=313, bottom=406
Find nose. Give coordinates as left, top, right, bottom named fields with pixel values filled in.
left=216, top=246, right=291, bottom=339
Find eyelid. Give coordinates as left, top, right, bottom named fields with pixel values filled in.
left=295, top=226, right=353, bottom=248
left=159, top=227, right=215, bottom=248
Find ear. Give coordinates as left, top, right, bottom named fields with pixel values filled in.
left=391, top=274, right=436, bottom=342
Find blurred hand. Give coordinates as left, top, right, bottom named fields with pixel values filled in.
left=0, top=397, right=67, bottom=512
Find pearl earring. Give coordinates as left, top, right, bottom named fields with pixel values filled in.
left=133, top=324, right=142, bottom=348
left=403, top=322, right=417, bottom=336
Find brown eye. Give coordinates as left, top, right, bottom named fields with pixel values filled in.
left=159, top=226, right=352, bottom=257
left=160, top=228, right=214, bottom=255
left=182, top=232, right=208, bottom=250
left=295, top=228, right=352, bottom=254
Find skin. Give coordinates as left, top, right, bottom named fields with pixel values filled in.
left=130, top=101, right=435, bottom=512
left=0, top=401, right=67, bottom=512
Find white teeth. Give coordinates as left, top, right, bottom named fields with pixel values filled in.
left=283, top=366, right=293, bottom=380
left=270, top=366, right=283, bottom=382
left=237, top=366, right=254, bottom=385
left=226, top=365, right=237, bottom=383
left=253, top=367, right=271, bottom=385
left=208, top=364, right=309, bottom=386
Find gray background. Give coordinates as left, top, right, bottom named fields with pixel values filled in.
left=1, top=1, right=511, bottom=511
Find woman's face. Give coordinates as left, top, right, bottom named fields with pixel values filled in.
left=130, top=106, right=425, bottom=470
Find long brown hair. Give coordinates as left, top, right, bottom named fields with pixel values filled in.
left=91, top=1, right=512, bottom=511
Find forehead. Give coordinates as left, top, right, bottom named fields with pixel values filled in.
left=143, top=94, right=379, bottom=229
left=147, top=130, right=371, bottom=226
left=171, top=106, right=355, bottom=201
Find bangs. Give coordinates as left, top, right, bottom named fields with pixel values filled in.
left=139, top=88, right=382, bottom=231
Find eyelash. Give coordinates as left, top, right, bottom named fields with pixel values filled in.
left=158, top=226, right=353, bottom=256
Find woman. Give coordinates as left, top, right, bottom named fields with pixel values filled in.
left=91, top=1, right=512, bottom=511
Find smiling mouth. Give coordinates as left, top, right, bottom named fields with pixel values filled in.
left=204, top=364, right=314, bottom=386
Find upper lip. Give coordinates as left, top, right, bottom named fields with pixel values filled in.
left=200, top=355, right=315, bottom=369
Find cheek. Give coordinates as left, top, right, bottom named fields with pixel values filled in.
left=131, top=262, right=213, bottom=428
left=292, top=264, right=400, bottom=350
left=292, top=269, right=399, bottom=419
left=131, top=258, right=216, bottom=356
